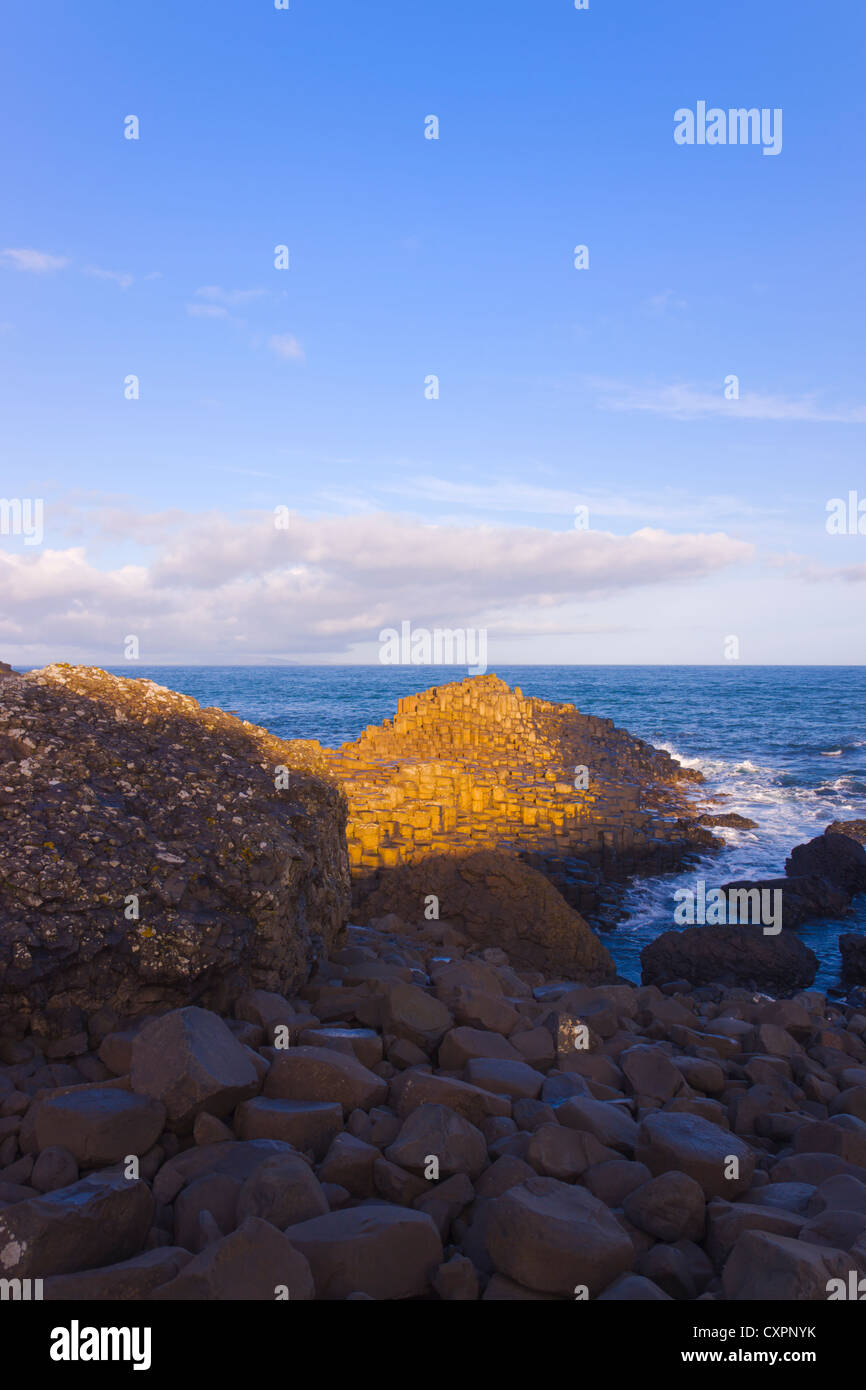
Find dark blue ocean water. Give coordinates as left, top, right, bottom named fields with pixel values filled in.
left=102, top=665, right=866, bottom=991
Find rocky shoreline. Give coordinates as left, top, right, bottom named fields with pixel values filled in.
left=1, top=664, right=865, bottom=1301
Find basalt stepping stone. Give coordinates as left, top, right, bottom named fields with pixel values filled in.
left=234, top=1099, right=342, bottom=1160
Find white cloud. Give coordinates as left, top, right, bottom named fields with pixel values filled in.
left=195, top=286, right=267, bottom=306
left=373, top=473, right=782, bottom=532
left=592, top=378, right=866, bottom=424
left=84, top=267, right=134, bottom=289
left=269, top=334, right=305, bottom=362
left=767, top=553, right=866, bottom=584
left=0, top=508, right=752, bottom=661
left=187, top=303, right=229, bottom=319
left=645, top=290, right=687, bottom=315
left=1, top=248, right=69, bottom=273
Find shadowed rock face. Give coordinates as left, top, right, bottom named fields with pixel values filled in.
left=355, top=850, right=616, bottom=982
left=0, top=665, right=349, bottom=1038
left=641, top=925, right=819, bottom=995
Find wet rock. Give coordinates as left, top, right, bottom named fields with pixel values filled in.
left=840, top=935, right=866, bottom=986
left=786, top=832, right=866, bottom=898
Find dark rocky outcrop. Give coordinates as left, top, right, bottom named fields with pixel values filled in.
left=641, top=924, right=819, bottom=994
left=718, top=831, right=866, bottom=935
left=0, top=665, right=349, bottom=1039
left=353, top=850, right=615, bottom=981
left=839, top=935, right=866, bottom=985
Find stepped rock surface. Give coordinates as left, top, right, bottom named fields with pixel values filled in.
left=324, top=674, right=712, bottom=912
left=0, top=664, right=349, bottom=1038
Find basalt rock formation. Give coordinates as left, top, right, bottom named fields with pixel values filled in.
left=642, top=826, right=866, bottom=996
left=720, top=830, right=866, bottom=931
left=0, top=665, right=349, bottom=1041
left=322, top=674, right=716, bottom=923
left=641, top=924, right=819, bottom=995
left=3, top=666, right=866, bottom=1302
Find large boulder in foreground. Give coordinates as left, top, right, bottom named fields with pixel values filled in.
left=0, top=664, right=349, bottom=1037
left=483, top=1175, right=634, bottom=1296
left=355, top=851, right=615, bottom=980
left=0, top=1171, right=153, bottom=1278
left=641, top=924, right=817, bottom=994
left=285, top=1205, right=443, bottom=1300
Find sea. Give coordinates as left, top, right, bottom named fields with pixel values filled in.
left=101, top=664, right=866, bottom=993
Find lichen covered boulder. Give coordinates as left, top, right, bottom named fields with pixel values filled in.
left=0, top=664, right=349, bottom=1037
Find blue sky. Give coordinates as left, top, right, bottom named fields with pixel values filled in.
left=1, top=0, right=864, bottom=666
